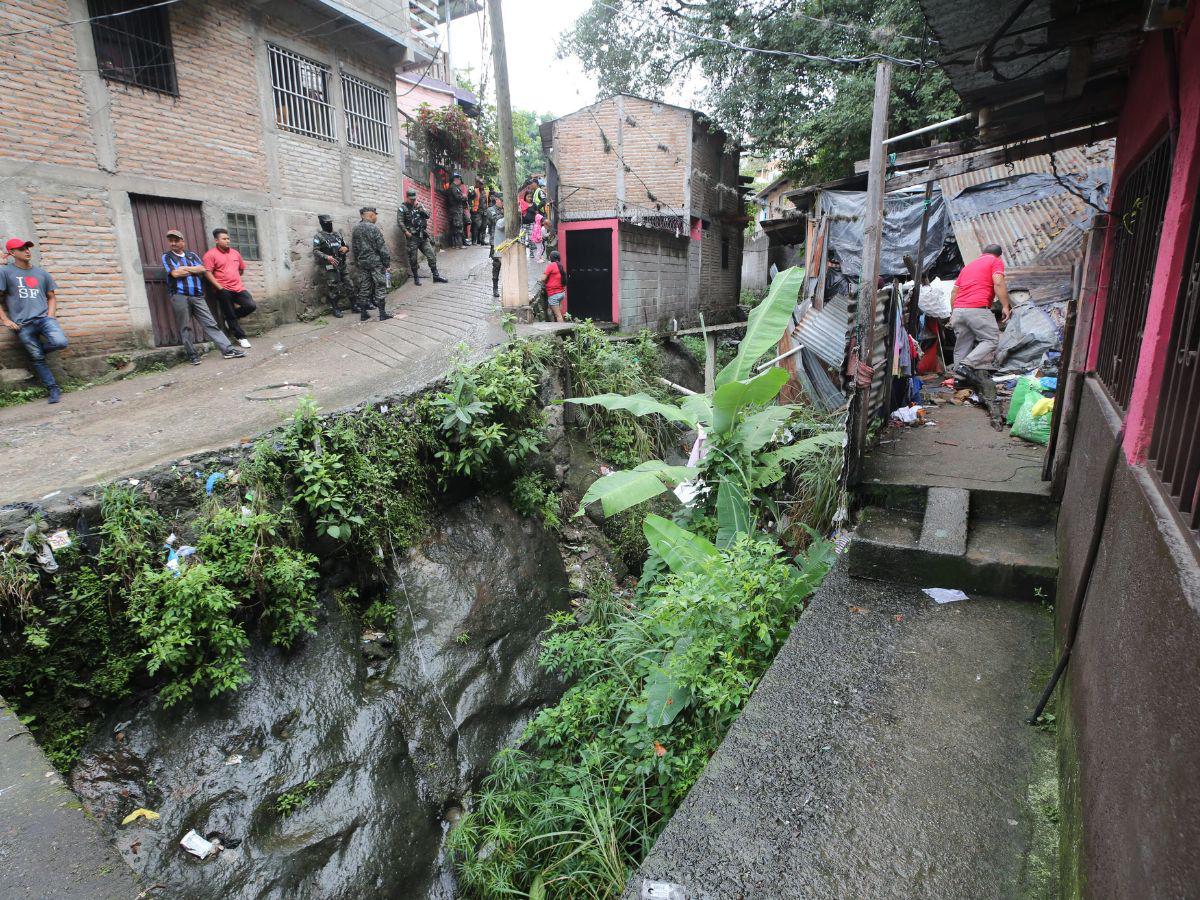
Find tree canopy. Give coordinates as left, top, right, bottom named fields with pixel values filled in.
left=562, top=0, right=963, bottom=186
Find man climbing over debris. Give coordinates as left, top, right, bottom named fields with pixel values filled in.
left=352, top=207, right=392, bottom=322
left=312, top=214, right=350, bottom=318
left=949, top=243, right=1011, bottom=380
left=398, top=189, right=447, bottom=286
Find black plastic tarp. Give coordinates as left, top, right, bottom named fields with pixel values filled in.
left=821, top=190, right=947, bottom=278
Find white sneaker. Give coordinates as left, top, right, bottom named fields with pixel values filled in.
left=238, top=338, right=251, bottom=349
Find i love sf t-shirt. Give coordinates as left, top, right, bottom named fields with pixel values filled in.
left=0, top=265, right=58, bottom=323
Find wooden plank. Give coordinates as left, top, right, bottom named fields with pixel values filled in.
left=849, top=61, right=892, bottom=487
left=880, top=120, right=1118, bottom=192
left=855, top=138, right=980, bottom=174
left=1057, top=42, right=1095, bottom=102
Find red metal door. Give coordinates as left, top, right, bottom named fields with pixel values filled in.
left=128, top=195, right=212, bottom=346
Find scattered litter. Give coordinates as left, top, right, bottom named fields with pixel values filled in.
left=934, top=440, right=960, bottom=447
left=832, top=530, right=852, bottom=555
left=165, top=544, right=197, bottom=576
left=204, top=472, right=226, bottom=495
left=379, top=404, right=389, bottom=414
left=240, top=506, right=253, bottom=519
left=113, top=720, right=132, bottom=734
left=273, top=343, right=285, bottom=352
left=923, top=588, right=969, bottom=604
left=894, top=614, right=904, bottom=622
left=40, top=490, right=62, bottom=500
left=224, top=754, right=243, bottom=766
left=47, top=529, right=71, bottom=550
left=179, top=829, right=219, bottom=859
left=121, top=808, right=160, bottom=826
left=641, top=882, right=686, bottom=900
left=889, top=404, right=925, bottom=426
left=849, top=605, right=868, bottom=614
left=166, top=533, right=177, bottom=545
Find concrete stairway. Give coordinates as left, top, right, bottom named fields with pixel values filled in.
left=846, top=482, right=1059, bottom=601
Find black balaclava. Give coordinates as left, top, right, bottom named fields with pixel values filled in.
left=318, top=215, right=333, bottom=233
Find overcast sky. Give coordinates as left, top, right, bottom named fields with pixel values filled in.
left=440, top=0, right=601, bottom=118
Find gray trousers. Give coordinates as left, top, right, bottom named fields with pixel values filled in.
left=950, top=307, right=1000, bottom=370
left=172, top=294, right=231, bottom=358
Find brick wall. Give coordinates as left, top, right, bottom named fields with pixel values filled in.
left=0, top=1, right=97, bottom=171
left=278, top=135, right=344, bottom=203
left=352, top=152, right=401, bottom=209
left=616, top=97, right=689, bottom=217
left=0, top=187, right=135, bottom=364
left=617, top=224, right=690, bottom=330
left=552, top=98, right=622, bottom=220
left=107, top=2, right=267, bottom=190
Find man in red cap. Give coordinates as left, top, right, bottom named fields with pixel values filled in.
left=0, top=239, right=68, bottom=403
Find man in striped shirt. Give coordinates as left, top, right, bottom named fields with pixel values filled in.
left=162, top=229, right=244, bottom=364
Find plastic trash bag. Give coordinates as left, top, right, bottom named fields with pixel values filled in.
left=1006, top=375, right=1043, bottom=425
left=1011, top=392, right=1053, bottom=445
left=995, top=302, right=1063, bottom=372
left=919, top=278, right=953, bottom=319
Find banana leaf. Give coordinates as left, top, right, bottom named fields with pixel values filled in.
left=716, top=266, right=805, bottom=386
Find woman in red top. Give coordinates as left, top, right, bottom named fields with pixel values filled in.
left=538, top=250, right=567, bottom=322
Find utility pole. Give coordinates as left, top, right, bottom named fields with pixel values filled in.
left=486, top=0, right=519, bottom=240
left=848, top=61, right=892, bottom=486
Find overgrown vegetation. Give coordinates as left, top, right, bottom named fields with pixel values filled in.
left=449, top=267, right=846, bottom=897
left=0, top=339, right=571, bottom=770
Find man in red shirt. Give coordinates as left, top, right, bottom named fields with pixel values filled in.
left=202, top=228, right=257, bottom=349
left=948, top=244, right=1011, bottom=377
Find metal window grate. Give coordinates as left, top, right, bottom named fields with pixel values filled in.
left=88, top=0, right=178, bottom=95
left=267, top=44, right=334, bottom=141
left=1149, top=199, right=1200, bottom=538
left=225, top=213, right=261, bottom=261
left=342, top=72, right=393, bottom=155
left=1095, top=137, right=1174, bottom=408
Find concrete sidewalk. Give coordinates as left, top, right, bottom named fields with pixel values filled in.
left=0, top=246, right=503, bottom=504
left=628, top=562, right=1057, bottom=899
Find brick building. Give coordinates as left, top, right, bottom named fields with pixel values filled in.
left=541, top=95, right=747, bottom=329
left=0, top=0, right=473, bottom=374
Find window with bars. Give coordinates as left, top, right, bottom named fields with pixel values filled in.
left=225, top=213, right=261, bottom=261
left=1095, top=137, right=1174, bottom=408
left=267, top=44, right=334, bottom=141
left=1149, top=199, right=1200, bottom=540
left=88, top=0, right=178, bottom=95
left=342, top=72, right=393, bottom=155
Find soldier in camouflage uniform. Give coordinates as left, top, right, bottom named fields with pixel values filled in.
left=445, top=173, right=467, bottom=248
left=351, top=207, right=393, bottom=322
left=398, top=189, right=447, bottom=286
left=312, top=214, right=350, bottom=318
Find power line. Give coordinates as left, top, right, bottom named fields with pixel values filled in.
left=0, top=0, right=185, bottom=38
left=597, top=1, right=935, bottom=68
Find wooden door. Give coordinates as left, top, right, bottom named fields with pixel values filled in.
left=128, top=195, right=211, bottom=346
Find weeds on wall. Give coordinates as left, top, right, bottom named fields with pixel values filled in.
left=0, top=336, right=604, bottom=771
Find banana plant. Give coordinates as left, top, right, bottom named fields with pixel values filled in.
left=566, top=266, right=844, bottom=558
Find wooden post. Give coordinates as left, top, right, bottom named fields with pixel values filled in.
left=704, top=333, right=717, bottom=393
left=848, top=61, right=892, bottom=485
left=905, top=179, right=935, bottom=336
left=487, top=0, right=520, bottom=241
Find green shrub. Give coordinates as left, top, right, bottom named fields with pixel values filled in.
left=449, top=536, right=832, bottom=897
left=511, top=473, right=562, bottom=531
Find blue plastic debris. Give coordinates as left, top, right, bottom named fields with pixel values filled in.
left=205, top=472, right=226, bottom=494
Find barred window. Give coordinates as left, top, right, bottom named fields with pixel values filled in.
left=342, top=72, right=393, bottom=155
left=1095, top=137, right=1173, bottom=408
left=226, top=213, right=261, bottom=261
left=268, top=44, right=334, bottom=141
left=88, top=0, right=178, bottom=95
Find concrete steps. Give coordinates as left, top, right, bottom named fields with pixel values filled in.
left=847, top=482, right=1058, bottom=601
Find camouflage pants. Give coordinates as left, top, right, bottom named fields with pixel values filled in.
left=407, top=234, right=438, bottom=274
left=356, top=266, right=388, bottom=308
left=448, top=211, right=464, bottom=246
left=318, top=267, right=352, bottom=310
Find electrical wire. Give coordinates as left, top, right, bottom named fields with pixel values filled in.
left=596, top=1, right=936, bottom=68
left=0, top=0, right=185, bottom=38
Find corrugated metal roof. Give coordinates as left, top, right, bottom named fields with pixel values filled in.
left=792, top=294, right=851, bottom=371
left=939, top=141, right=1113, bottom=266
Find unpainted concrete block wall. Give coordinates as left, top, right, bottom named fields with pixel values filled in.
left=617, top=225, right=690, bottom=330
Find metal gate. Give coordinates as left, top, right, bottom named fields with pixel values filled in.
left=128, top=195, right=211, bottom=347
left=564, top=228, right=614, bottom=322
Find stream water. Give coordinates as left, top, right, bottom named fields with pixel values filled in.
left=70, top=495, right=570, bottom=899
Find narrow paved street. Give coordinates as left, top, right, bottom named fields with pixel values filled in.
left=0, top=246, right=500, bottom=503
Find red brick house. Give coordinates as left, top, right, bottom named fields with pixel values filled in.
left=0, top=0, right=474, bottom=376
left=541, top=95, right=747, bottom=329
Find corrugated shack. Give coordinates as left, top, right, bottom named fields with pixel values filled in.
left=767, top=141, right=1112, bottom=415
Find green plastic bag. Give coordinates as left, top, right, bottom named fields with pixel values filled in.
left=1011, top=392, right=1053, bottom=445
left=1006, top=375, right=1043, bottom=425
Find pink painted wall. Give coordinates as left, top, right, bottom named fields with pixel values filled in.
left=1086, top=2, right=1200, bottom=463
left=557, top=219, right=620, bottom=322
